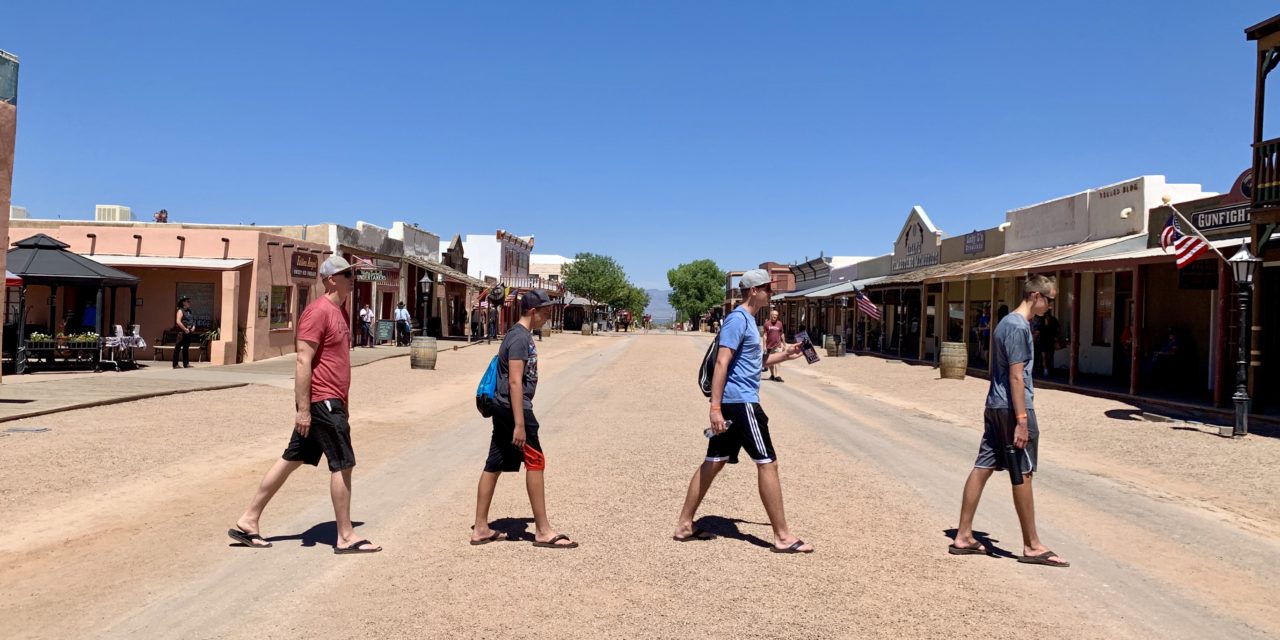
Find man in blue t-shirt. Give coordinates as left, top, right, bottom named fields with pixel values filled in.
left=672, top=269, right=813, bottom=554
left=951, top=274, right=1069, bottom=568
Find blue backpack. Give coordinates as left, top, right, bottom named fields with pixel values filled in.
left=476, top=355, right=499, bottom=417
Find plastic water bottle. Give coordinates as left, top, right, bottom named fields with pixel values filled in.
left=704, top=419, right=732, bottom=438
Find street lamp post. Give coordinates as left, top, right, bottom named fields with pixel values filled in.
left=1227, top=239, right=1262, bottom=438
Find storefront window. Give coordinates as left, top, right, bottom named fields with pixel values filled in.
left=1093, top=273, right=1113, bottom=347
left=271, top=286, right=292, bottom=330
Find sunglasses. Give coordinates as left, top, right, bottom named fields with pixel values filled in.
left=337, top=270, right=354, bottom=279
left=1040, top=292, right=1055, bottom=304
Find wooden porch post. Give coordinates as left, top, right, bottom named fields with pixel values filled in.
left=1214, top=260, right=1229, bottom=406
left=1070, top=272, right=1081, bottom=386
left=988, top=273, right=997, bottom=376
left=1130, top=266, right=1144, bottom=396
left=918, top=285, right=927, bottom=361
left=961, top=279, right=970, bottom=366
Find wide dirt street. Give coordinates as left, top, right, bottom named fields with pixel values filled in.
left=2, top=332, right=1279, bottom=639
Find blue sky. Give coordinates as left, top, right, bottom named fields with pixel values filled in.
left=2, top=1, right=1275, bottom=288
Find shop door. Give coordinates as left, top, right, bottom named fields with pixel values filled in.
left=381, top=292, right=394, bottom=319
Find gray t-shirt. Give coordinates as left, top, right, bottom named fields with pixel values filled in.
left=986, top=312, right=1035, bottom=410
left=494, top=324, right=538, bottom=410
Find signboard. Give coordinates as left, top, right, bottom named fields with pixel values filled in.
left=1178, top=261, right=1219, bottom=290
left=890, top=206, right=942, bottom=273
left=357, top=269, right=388, bottom=283
left=290, top=252, right=318, bottom=279
left=963, top=231, right=986, bottom=255
left=375, top=319, right=395, bottom=342
left=1189, top=204, right=1250, bottom=233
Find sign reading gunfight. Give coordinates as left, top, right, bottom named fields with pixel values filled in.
left=290, top=252, right=318, bottom=279
left=1190, top=205, right=1250, bottom=232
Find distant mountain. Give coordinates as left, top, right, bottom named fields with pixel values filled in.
left=644, top=288, right=676, bottom=323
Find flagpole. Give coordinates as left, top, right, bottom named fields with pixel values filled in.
left=1162, top=195, right=1228, bottom=262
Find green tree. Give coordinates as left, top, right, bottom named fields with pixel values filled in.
left=562, top=252, right=628, bottom=324
left=667, top=259, right=725, bottom=325
left=609, top=283, right=650, bottom=319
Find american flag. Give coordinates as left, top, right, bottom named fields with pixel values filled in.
left=1160, top=214, right=1209, bottom=269
left=854, top=289, right=881, bottom=322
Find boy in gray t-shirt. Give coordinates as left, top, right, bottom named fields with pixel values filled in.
left=950, top=275, right=1068, bottom=568
left=469, top=289, right=577, bottom=549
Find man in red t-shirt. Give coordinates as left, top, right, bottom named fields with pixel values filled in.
left=764, top=309, right=786, bottom=382
left=229, top=256, right=381, bottom=554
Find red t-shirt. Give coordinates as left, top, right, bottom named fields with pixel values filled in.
left=297, top=296, right=352, bottom=403
left=764, top=319, right=784, bottom=350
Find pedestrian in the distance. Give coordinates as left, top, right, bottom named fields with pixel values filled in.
left=487, top=309, right=498, bottom=343
left=358, top=303, right=375, bottom=348
left=673, top=269, right=813, bottom=553
left=173, top=297, right=196, bottom=369
left=764, top=308, right=785, bottom=382
left=469, top=289, right=577, bottom=549
left=950, top=274, right=1068, bottom=567
left=394, top=301, right=412, bottom=346
left=228, top=256, right=382, bottom=555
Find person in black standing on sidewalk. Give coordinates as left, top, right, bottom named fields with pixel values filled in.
left=173, top=296, right=196, bottom=369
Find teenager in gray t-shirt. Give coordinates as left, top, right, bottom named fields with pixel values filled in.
left=951, top=275, right=1068, bottom=568
left=987, top=313, right=1034, bottom=410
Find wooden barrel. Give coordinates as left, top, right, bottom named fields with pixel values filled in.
left=939, top=341, right=967, bottom=379
left=410, top=336, right=438, bottom=370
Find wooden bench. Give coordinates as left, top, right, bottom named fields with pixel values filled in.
left=153, top=329, right=207, bottom=363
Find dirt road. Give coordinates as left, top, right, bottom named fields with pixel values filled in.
left=1, top=333, right=1276, bottom=639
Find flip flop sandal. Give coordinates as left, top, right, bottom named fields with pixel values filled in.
left=1017, top=550, right=1069, bottom=567
left=672, top=528, right=717, bottom=542
left=470, top=531, right=507, bottom=546
left=334, top=539, right=382, bottom=554
left=227, top=528, right=272, bottom=548
left=770, top=540, right=813, bottom=554
left=532, top=534, right=579, bottom=549
left=948, top=543, right=989, bottom=556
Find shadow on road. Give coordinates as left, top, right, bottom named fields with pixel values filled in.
left=225, top=520, right=367, bottom=548
left=487, top=517, right=535, bottom=541
left=942, top=528, right=1015, bottom=559
left=695, top=515, right=772, bottom=549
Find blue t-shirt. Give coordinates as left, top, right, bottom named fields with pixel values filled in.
left=718, top=306, right=762, bottom=404
left=986, top=312, right=1035, bottom=409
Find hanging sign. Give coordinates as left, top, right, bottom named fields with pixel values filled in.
left=357, top=269, right=388, bottom=283
left=290, top=253, right=318, bottom=279
left=964, top=231, right=986, bottom=254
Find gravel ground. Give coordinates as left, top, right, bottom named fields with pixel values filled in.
left=0, top=332, right=1274, bottom=639
left=786, top=352, right=1280, bottom=529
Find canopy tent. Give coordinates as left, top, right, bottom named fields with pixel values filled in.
left=6, top=234, right=142, bottom=373
left=5, top=270, right=20, bottom=287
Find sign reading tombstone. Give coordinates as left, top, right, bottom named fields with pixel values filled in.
left=290, top=252, right=318, bottom=279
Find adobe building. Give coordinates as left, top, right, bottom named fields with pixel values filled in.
left=9, top=218, right=329, bottom=364
left=1, top=50, right=18, bottom=383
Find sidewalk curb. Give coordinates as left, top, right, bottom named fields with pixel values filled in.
left=0, top=382, right=248, bottom=424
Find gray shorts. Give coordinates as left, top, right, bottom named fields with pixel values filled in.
left=974, top=408, right=1039, bottom=475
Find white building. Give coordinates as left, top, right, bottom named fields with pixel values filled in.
left=1004, top=176, right=1209, bottom=253
left=463, top=230, right=534, bottom=281
left=9, top=205, right=27, bottom=219
left=530, top=253, right=573, bottom=283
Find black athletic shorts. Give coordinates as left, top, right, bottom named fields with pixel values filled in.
left=485, top=404, right=545, bottom=473
left=974, top=408, right=1039, bottom=475
left=282, top=398, right=356, bottom=472
left=706, top=402, right=777, bottom=464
